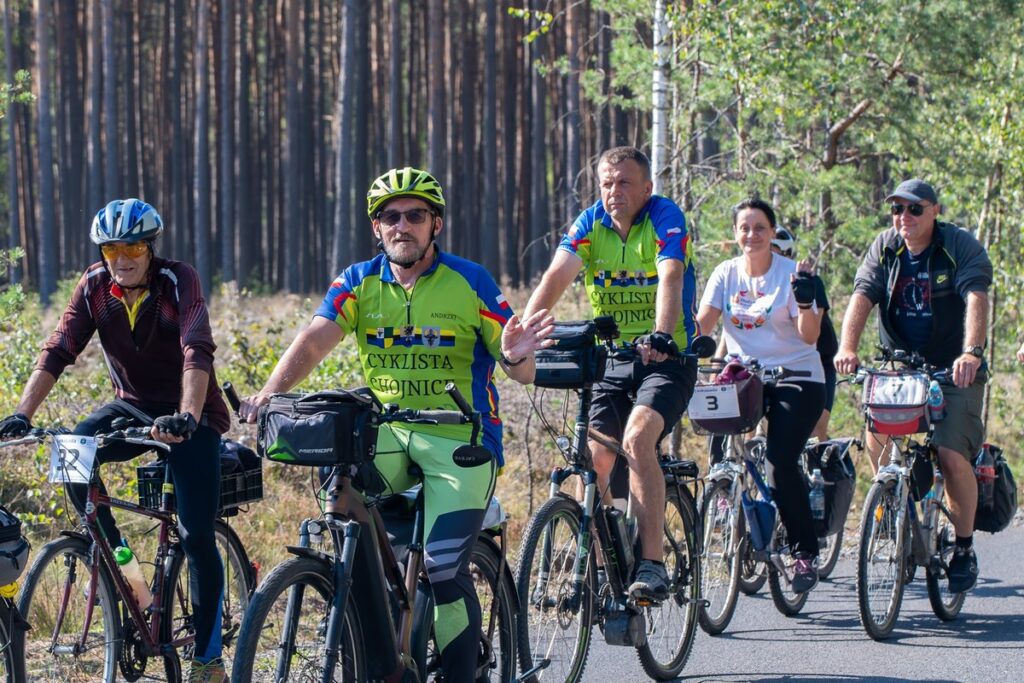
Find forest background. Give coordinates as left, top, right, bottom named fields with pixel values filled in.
left=1, top=0, right=1023, bottom=559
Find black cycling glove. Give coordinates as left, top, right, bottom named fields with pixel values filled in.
left=791, top=272, right=817, bottom=306
left=637, top=331, right=679, bottom=357
left=0, top=413, right=32, bottom=439
left=154, top=412, right=198, bottom=440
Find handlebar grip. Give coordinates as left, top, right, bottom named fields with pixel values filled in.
left=445, top=382, right=474, bottom=418
left=222, top=382, right=242, bottom=414
left=415, top=410, right=468, bottom=425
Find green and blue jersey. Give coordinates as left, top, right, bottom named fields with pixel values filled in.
left=558, top=195, right=698, bottom=348
left=314, top=251, right=511, bottom=464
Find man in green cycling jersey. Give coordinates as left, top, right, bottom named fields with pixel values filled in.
left=523, top=146, right=699, bottom=601
left=835, top=178, right=992, bottom=594
left=241, top=167, right=552, bottom=683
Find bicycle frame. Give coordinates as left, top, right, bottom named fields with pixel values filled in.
left=871, top=438, right=948, bottom=571
left=60, top=462, right=193, bottom=659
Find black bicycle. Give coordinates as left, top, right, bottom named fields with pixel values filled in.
left=516, top=317, right=714, bottom=682
left=231, top=384, right=517, bottom=682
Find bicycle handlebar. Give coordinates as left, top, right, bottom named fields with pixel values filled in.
left=0, top=425, right=172, bottom=452
left=378, top=383, right=477, bottom=427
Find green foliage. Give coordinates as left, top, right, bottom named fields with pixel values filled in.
left=507, top=7, right=553, bottom=43
left=0, top=249, right=40, bottom=414
left=0, top=69, right=33, bottom=119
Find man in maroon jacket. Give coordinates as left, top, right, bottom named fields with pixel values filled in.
left=0, top=199, right=230, bottom=681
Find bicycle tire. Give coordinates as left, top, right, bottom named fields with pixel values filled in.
left=414, top=533, right=517, bottom=682
left=636, top=487, right=700, bottom=680
left=17, top=534, right=118, bottom=682
left=1, top=597, right=25, bottom=683
left=856, top=481, right=906, bottom=640
left=515, top=494, right=595, bottom=683
left=926, top=502, right=966, bottom=621
left=766, top=521, right=809, bottom=617
left=816, top=528, right=844, bottom=579
left=161, top=520, right=255, bottom=678
left=736, top=530, right=767, bottom=595
left=231, top=555, right=364, bottom=682
left=697, top=480, right=740, bottom=635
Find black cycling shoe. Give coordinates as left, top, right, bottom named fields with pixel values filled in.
left=947, top=547, right=978, bottom=594
left=628, top=560, right=670, bottom=602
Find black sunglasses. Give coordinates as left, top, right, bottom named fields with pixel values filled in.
left=376, top=208, right=435, bottom=227
left=890, top=203, right=928, bottom=217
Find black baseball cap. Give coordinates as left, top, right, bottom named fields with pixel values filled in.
left=885, top=178, right=938, bottom=205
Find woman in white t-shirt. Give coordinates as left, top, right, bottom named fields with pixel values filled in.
left=696, top=197, right=825, bottom=594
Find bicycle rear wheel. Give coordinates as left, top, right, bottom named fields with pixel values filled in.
left=414, top=534, right=516, bottom=681
left=736, top=528, right=767, bottom=595
left=231, top=555, right=363, bottom=682
left=162, top=520, right=255, bottom=678
left=17, top=534, right=118, bottom=682
left=766, top=521, right=809, bottom=616
left=856, top=481, right=906, bottom=640
left=515, top=495, right=595, bottom=683
left=636, top=487, right=700, bottom=680
left=926, top=502, right=966, bottom=621
left=697, top=480, right=740, bottom=635
left=816, top=528, right=844, bottom=579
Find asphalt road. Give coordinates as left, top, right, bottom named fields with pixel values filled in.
left=582, top=520, right=1024, bottom=683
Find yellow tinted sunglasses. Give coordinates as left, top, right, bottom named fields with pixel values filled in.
left=100, top=242, right=150, bottom=259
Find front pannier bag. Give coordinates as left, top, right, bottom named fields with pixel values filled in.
left=257, top=389, right=380, bottom=467
left=861, top=371, right=930, bottom=435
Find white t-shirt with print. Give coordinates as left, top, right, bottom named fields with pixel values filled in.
left=700, top=255, right=824, bottom=382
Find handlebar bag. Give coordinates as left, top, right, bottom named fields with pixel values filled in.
left=975, top=445, right=1017, bottom=533
left=861, top=371, right=929, bottom=435
left=534, top=320, right=608, bottom=389
left=0, top=504, right=29, bottom=586
left=257, top=388, right=380, bottom=467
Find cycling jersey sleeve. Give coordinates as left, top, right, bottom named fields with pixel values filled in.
left=173, top=263, right=217, bottom=374
left=474, top=270, right=513, bottom=360
left=557, top=212, right=595, bottom=264
left=36, top=269, right=99, bottom=380
left=315, top=265, right=361, bottom=336
left=649, top=200, right=690, bottom=263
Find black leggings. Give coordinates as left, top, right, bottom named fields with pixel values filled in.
left=67, top=401, right=224, bottom=661
left=763, top=381, right=826, bottom=556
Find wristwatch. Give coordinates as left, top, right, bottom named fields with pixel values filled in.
left=963, top=345, right=984, bottom=358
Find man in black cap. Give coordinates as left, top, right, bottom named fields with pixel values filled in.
left=834, top=178, right=992, bottom=594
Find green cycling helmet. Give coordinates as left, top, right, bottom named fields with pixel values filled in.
left=366, top=167, right=446, bottom=218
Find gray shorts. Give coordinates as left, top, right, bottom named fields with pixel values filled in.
left=931, top=375, right=985, bottom=460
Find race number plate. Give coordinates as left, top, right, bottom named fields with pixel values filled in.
left=49, top=435, right=98, bottom=484
left=688, top=384, right=741, bottom=420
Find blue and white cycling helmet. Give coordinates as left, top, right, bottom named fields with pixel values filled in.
left=771, top=227, right=796, bottom=259
left=90, top=198, right=164, bottom=245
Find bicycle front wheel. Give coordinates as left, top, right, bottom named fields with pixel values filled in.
left=697, top=480, right=740, bottom=635
left=926, top=502, right=966, bottom=621
left=1, top=597, right=26, bottom=683
left=232, top=555, right=363, bottom=682
left=856, top=481, right=907, bottom=640
left=17, top=534, right=118, bottom=682
left=515, top=495, right=595, bottom=683
left=636, top=487, right=700, bottom=680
